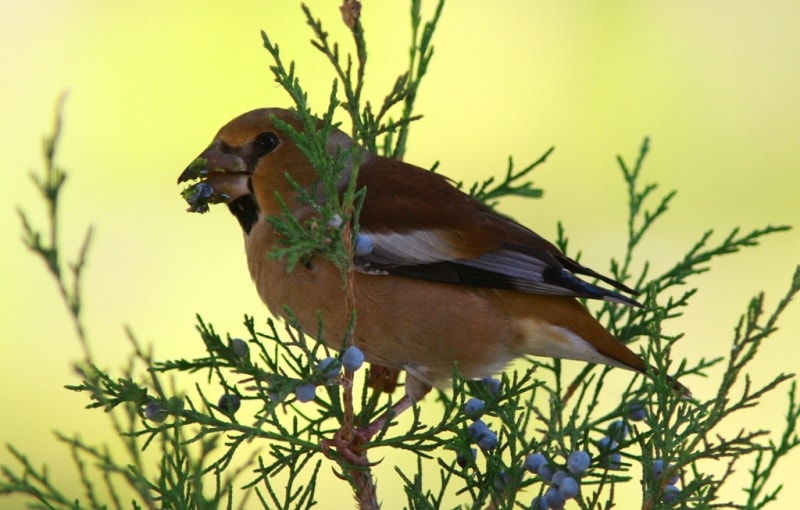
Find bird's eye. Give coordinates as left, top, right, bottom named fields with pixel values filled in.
left=252, top=132, right=280, bottom=156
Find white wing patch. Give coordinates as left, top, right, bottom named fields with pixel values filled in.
left=361, top=230, right=460, bottom=266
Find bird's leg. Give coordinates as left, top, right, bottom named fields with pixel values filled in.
left=366, top=364, right=401, bottom=393
left=357, top=393, right=414, bottom=441
left=356, top=374, right=432, bottom=440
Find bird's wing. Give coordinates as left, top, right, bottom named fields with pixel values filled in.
left=353, top=155, right=641, bottom=307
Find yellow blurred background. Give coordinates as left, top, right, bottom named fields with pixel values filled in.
left=2, top=1, right=799, bottom=508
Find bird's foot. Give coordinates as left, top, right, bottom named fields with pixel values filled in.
left=320, top=394, right=414, bottom=466
left=320, top=427, right=377, bottom=467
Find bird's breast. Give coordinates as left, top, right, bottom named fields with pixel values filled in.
left=243, top=221, right=520, bottom=386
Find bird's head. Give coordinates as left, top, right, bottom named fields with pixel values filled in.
left=178, top=108, right=352, bottom=229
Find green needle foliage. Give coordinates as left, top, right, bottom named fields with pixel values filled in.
left=5, top=2, right=800, bottom=509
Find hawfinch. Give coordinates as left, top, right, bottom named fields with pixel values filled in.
left=178, top=108, right=685, bottom=401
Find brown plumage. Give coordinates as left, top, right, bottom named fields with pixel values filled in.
left=178, top=108, right=687, bottom=401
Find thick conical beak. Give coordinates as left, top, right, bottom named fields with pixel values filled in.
left=178, top=144, right=250, bottom=213
left=177, top=145, right=247, bottom=184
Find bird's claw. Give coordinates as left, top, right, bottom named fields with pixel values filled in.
left=320, top=427, right=381, bottom=467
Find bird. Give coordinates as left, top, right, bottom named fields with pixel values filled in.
left=177, top=107, right=687, bottom=404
